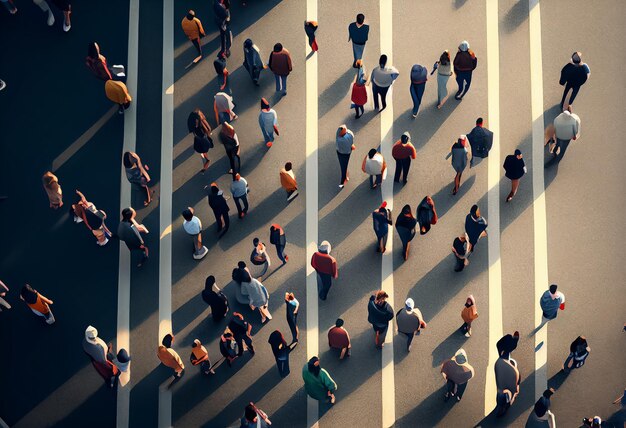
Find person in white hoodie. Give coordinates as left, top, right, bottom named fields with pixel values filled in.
left=546, top=106, right=581, bottom=167
left=362, top=148, right=387, bottom=189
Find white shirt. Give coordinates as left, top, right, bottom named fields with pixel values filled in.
left=183, top=216, right=202, bottom=235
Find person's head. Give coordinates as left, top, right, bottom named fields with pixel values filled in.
left=85, top=325, right=98, bottom=341
left=459, top=235, right=467, bottom=242
left=182, top=207, right=194, bottom=221
left=405, top=298, right=414, bottom=311
left=260, top=97, right=270, bottom=110
left=284, top=162, right=293, bottom=171
left=273, top=43, right=283, bottom=53
left=338, top=125, right=347, bottom=136
left=244, top=38, right=253, bottom=49
left=356, top=13, right=365, bottom=25
left=368, top=148, right=377, bottom=159
left=121, top=207, right=135, bottom=222
left=307, top=356, right=321, bottom=376
left=335, top=318, right=344, bottom=328
left=244, top=404, right=257, bottom=422
left=162, top=334, right=174, bottom=348
left=122, top=152, right=134, bottom=168
left=237, top=261, right=247, bottom=269
left=379, top=54, right=388, bottom=68
left=513, top=330, right=520, bottom=338
left=285, top=292, right=295, bottom=301
left=186, top=10, right=195, bottom=20
left=401, top=132, right=410, bottom=144
left=534, top=397, right=548, bottom=417
left=459, top=40, right=470, bottom=52
left=476, top=117, right=483, bottom=126
left=318, top=240, right=331, bottom=254
left=223, top=328, right=233, bottom=339
left=211, top=183, right=219, bottom=194
left=572, top=51, right=582, bottom=64
left=253, top=237, right=260, bottom=247
left=192, top=339, right=202, bottom=348
left=549, top=284, right=558, bottom=294
left=375, top=290, right=389, bottom=301
left=117, top=348, right=131, bottom=363
left=42, top=172, right=57, bottom=188
left=234, top=173, right=241, bottom=181
left=87, top=42, right=100, bottom=59
left=401, top=204, right=412, bottom=216
left=440, top=50, right=450, bottom=64
left=205, top=275, right=216, bottom=290
left=454, top=348, right=468, bottom=364
left=565, top=105, right=572, bottom=114
left=470, top=204, right=480, bottom=218
left=514, top=149, right=522, bottom=159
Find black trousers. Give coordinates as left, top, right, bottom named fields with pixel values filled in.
left=317, top=273, right=332, bottom=300
left=560, top=83, right=581, bottom=108
left=213, top=210, right=230, bottom=232
left=394, top=157, right=411, bottom=182
left=337, top=151, right=351, bottom=184
left=234, top=334, right=254, bottom=356
left=191, top=38, right=202, bottom=56
left=372, top=84, right=389, bottom=110
left=226, top=149, right=240, bottom=174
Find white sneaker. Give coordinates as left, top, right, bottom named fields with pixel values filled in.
left=97, top=238, right=109, bottom=246
left=74, top=216, right=83, bottom=224
left=193, top=246, right=209, bottom=260
left=47, top=11, right=55, bottom=26
left=63, top=21, right=71, bottom=32
left=287, top=190, right=299, bottom=202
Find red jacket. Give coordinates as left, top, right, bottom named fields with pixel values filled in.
left=311, top=252, right=338, bottom=278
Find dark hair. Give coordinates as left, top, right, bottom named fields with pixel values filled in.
left=476, top=117, right=483, bottom=125
left=401, top=204, right=412, bottom=216
left=244, top=38, right=253, bottom=49
left=162, top=334, right=174, bottom=347
left=549, top=284, right=558, bottom=294
left=122, top=152, right=134, bottom=169
left=20, top=284, right=38, bottom=305
left=87, top=42, right=99, bottom=59
left=253, top=238, right=259, bottom=246
left=205, top=275, right=215, bottom=289
left=121, top=207, right=133, bottom=222
left=335, top=318, right=344, bottom=327
left=238, top=261, right=247, bottom=268
left=470, top=204, right=479, bottom=218
left=211, top=185, right=219, bottom=194
left=379, top=54, right=388, bottom=67
left=192, top=341, right=199, bottom=348
left=356, top=13, right=365, bottom=24
left=244, top=404, right=257, bottom=421
left=260, top=98, right=270, bottom=109
left=439, top=50, right=450, bottom=65
left=186, top=10, right=195, bottom=19
left=182, top=208, right=193, bottom=221
left=307, top=356, right=321, bottom=376
left=285, top=162, right=292, bottom=171
left=368, top=148, right=377, bottom=159
left=273, top=43, right=283, bottom=52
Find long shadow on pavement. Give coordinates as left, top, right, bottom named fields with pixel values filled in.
left=395, top=385, right=454, bottom=427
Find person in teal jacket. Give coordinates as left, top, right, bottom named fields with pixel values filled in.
left=302, top=356, right=337, bottom=404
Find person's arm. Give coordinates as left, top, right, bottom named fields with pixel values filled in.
left=287, top=53, right=293, bottom=73
left=214, top=100, right=219, bottom=125
left=0, top=280, right=8, bottom=293
left=347, top=24, right=351, bottom=42
left=39, top=294, right=54, bottom=305
left=220, top=71, right=227, bottom=90
left=132, top=219, right=149, bottom=234
left=75, top=189, right=87, bottom=203
left=361, top=156, right=367, bottom=172
left=381, top=159, right=387, bottom=173
left=134, top=153, right=151, bottom=182
left=293, top=300, right=299, bottom=314
left=333, top=260, right=338, bottom=278
left=246, top=322, right=253, bottom=336
left=547, top=410, right=556, bottom=428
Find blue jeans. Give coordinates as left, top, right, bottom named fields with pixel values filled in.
left=369, top=174, right=382, bottom=188
left=410, top=83, right=426, bottom=115
left=261, top=127, right=275, bottom=143
left=274, top=74, right=287, bottom=92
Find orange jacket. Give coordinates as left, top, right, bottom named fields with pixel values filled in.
left=181, top=16, right=205, bottom=41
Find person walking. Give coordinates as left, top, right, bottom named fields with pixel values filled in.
left=540, top=284, right=565, bottom=322
left=213, top=53, right=231, bottom=94
left=465, top=204, right=488, bottom=255
left=270, top=224, right=288, bottom=264
left=417, top=196, right=438, bottom=235
left=268, top=43, right=292, bottom=96
left=20, top=284, right=54, bottom=324
left=214, top=0, right=232, bottom=58
left=202, top=275, right=229, bottom=322
left=503, top=149, right=527, bottom=202
left=328, top=318, right=351, bottom=359
left=497, top=331, right=520, bottom=360
left=466, top=118, right=493, bottom=166
left=431, top=50, right=453, bottom=108
left=546, top=106, right=581, bottom=167
left=230, top=174, right=249, bottom=219
left=285, top=292, right=299, bottom=344
left=336, top=125, right=356, bottom=188
left=452, top=235, right=469, bottom=272
left=214, top=91, right=237, bottom=124
left=242, top=277, right=272, bottom=323
left=362, top=148, right=387, bottom=189
left=190, top=339, right=215, bottom=375
left=228, top=312, right=255, bottom=357
left=157, top=334, right=185, bottom=379
left=280, top=162, right=299, bottom=202
left=350, top=60, right=368, bottom=118
left=559, top=51, right=590, bottom=109
left=182, top=207, right=208, bottom=260
left=348, top=13, right=369, bottom=67
left=446, top=135, right=471, bottom=195
left=396, top=298, right=427, bottom=352
left=83, top=325, right=118, bottom=387
left=240, top=403, right=272, bottom=428
left=453, top=41, right=478, bottom=100
left=117, top=207, right=149, bottom=267
left=392, top=131, right=417, bottom=183
left=367, top=290, right=394, bottom=349
left=311, top=240, right=338, bottom=301
left=268, top=330, right=291, bottom=377
left=302, top=356, right=337, bottom=404
left=304, top=20, right=318, bottom=52
left=42, top=171, right=63, bottom=209
left=206, top=183, right=230, bottom=235
left=109, top=348, right=131, bottom=377
left=85, top=42, right=124, bottom=82
left=527, top=388, right=556, bottom=428
left=219, top=328, right=239, bottom=366
left=32, top=0, right=71, bottom=31
left=71, top=190, right=112, bottom=246
left=495, top=356, right=520, bottom=417
left=372, top=202, right=392, bottom=253
left=187, top=109, right=213, bottom=174
left=181, top=10, right=205, bottom=63
left=250, top=238, right=271, bottom=278
left=243, top=39, right=264, bottom=85
left=105, top=79, right=132, bottom=114
left=258, top=98, right=279, bottom=148
left=441, top=348, right=475, bottom=402
left=219, top=121, right=240, bottom=175
left=396, top=204, right=417, bottom=261
left=1, top=0, right=17, bottom=14
left=371, top=54, right=399, bottom=112
left=460, top=295, right=478, bottom=337
left=563, top=336, right=590, bottom=372
left=123, top=152, right=153, bottom=205
left=409, top=64, right=427, bottom=117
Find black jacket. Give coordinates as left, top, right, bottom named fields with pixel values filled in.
left=503, top=155, right=525, bottom=180
left=208, top=191, right=229, bottom=213
left=467, top=126, right=493, bottom=158
left=367, top=295, right=394, bottom=328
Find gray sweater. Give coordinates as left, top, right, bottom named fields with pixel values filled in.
left=231, top=177, right=248, bottom=198
left=336, top=129, right=354, bottom=154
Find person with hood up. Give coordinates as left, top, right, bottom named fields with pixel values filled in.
left=464, top=204, right=488, bottom=255
left=441, top=348, right=475, bottom=402
left=503, top=149, right=527, bottom=202
left=105, top=79, right=132, bottom=114
left=311, top=240, right=338, bottom=300
left=157, top=334, right=185, bottom=379
left=392, top=131, right=417, bottom=183
left=214, top=91, right=237, bottom=125
left=453, top=40, right=478, bottom=100
left=460, top=295, right=478, bottom=337
left=362, top=148, right=387, bottom=189
left=242, top=276, right=272, bottom=323
left=559, top=51, right=590, bottom=109
left=268, top=330, right=291, bottom=377
left=446, top=136, right=471, bottom=195
left=409, top=63, right=428, bottom=117
left=243, top=39, right=265, bottom=85
left=190, top=339, right=215, bottom=375
left=187, top=109, right=213, bottom=174
left=527, top=388, right=556, bottom=428
left=181, top=10, right=205, bottom=62
left=82, top=325, right=119, bottom=387
left=466, top=117, right=493, bottom=166
left=416, top=196, right=438, bottom=235
left=258, top=98, right=279, bottom=148
left=201, top=275, right=229, bottom=322
left=336, top=125, right=356, bottom=188
left=269, top=224, right=288, bottom=264
left=396, top=298, right=427, bottom=352
left=563, top=335, right=590, bottom=372
left=302, top=356, right=337, bottom=404
left=206, top=182, right=230, bottom=235
left=370, top=54, right=399, bottom=112
left=367, top=290, right=394, bottom=349
left=279, top=162, right=298, bottom=201
left=540, top=284, right=565, bottom=321
left=372, top=201, right=392, bottom=253
left=395, top=204, right=417, bottom=261
left=350, top=61, right=368, bottom=118
left=268, top=43, right=293, bottom=96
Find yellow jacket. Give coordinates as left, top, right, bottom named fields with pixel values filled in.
left=181, top=17, right=205, bottom=40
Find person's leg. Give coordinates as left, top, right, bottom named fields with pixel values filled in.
left=402, top=158, right=411, bottom=182
left=33, top=0, right=54, bottom=25
left=274, top=73, right=281, bottom=92
left=379, top=86, right=389, bottom=110
left=369, top=174, right=375, bottom=188
left=45, top=308, right=55, bottom=324
left=258, top=259, right=269, bottom=277
left=221, top=212, right=230, bottom=233
left=410, top=84, right=419, bottom=116
left=393, top=159, right=402, bottom=182
left=287, top=317, right=298, bottom=343
left=445, top=379, right=455, bottom=399
left=276, top=244, right=287, bottom=263
left=405, top=332, right=414, bottom=351
left=560, top=83, right=572, bottom=109
left=372, top=84, right=380, bottom=110
left=563, top=352, right=574, bottom=371
left=554, top=138, right=571, bottom=162
left=319, top=274, right=331, bottom=300
left=456, top=382, right=468, bottom=400
left=378, top=324, right=389, bottom=344
left=568, top=84, right=580, bottom=106
left=234, top=196, right=244, bottom=216
left=241, top=194, right=249, bottom=213
left=453, top=171, right=462, bottom=193
left=376, top=174, right=383, bottom=186
left=281, top=75, right=287, bottom=94
left=460, top=71, right=472, bottom=96
left=1, top=0, right=17, bottom=13
left=415, top=83, right=425, bottom=114
left=191, top=38, right=201, bottom=56
left=455, top=73, right=464, bottom=97
left=242, top=335, right=255, bottom=354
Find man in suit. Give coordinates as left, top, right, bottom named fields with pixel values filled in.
left=206, top=182, right=230, bottom=235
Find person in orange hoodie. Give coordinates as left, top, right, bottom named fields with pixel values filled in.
left=190, top=339, right=215, bottom=375
left=181, top=10, right=205, bottom=63
left=279, top=162, right=298, bottom=202
left=460, top=295, right=478, bottom=337
left=157, top=334, right=185, bottom=379
left=105, top=79, right=132, bottom=114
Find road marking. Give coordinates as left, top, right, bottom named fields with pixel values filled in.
left=305, top=0, right=319, bottom=426
left=158, top=1, right=174, bottom=427
left=529, top=0, right=549, bottom=399
left=484, top=0, right=503, bottom=415
left=116, top=0, right=139, bottom=426
left=379, top=1, right=395, bottom=427
left=0, top=417, right=9, bottom=428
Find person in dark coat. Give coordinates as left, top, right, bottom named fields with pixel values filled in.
left=213, top=0, right=232, bottom=58
left=206, top=182, right=230, bottom=235
left=503, top=149, right=526, bottom=202
left=563, top=336, right=590, bottom=372
left=466, top=117, right=493, bottom=166
left=452, top=235, right=469, bottom=272
left=464, top=204, right=487, bottom=255
left=268, top=330, right=290, bottom=377
left=348, top=13, right=369, bottom=67
left=269, top=223, right=288, bottom=264
left=559, top=51, right=590, bottom=109
left=416, top=196, right=438, bottom=235
left=220, top=121, right=240, bottom=175
left=268, top=43, right=292, bottom=95
left=243, top=39, right=264, bottom=85
left=497, top=331, right=519, bottom=360
left=202, top=275, right=229, bottom=322
left=453, top=40, right=478, bottom=100
left=187, top=109, right=213, bottom=173
left=372, top=202, right=392, bottom=253
left=396, top=204, right=417, bottom=261
left=367, top=290, right=394, bottom=349
left=304, top=21, right=318, bottom=52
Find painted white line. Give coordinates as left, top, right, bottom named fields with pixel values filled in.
left=305, top=0, right=319, bottom=426
left=529, top=0, right=549, bottom=400
left=0, top=417, right=9, bottom=428
left=484, top=0, right=503, bottom=415
left=116, top=0, right=139, bottom=426
left=158, top=1, right=174, bottom=427
left=379, top=1, right=395, bottom=427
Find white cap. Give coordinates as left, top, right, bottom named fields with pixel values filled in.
left=85, top=325, right=98, bottom=340
left=405, top=298, right=414, bottom=310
